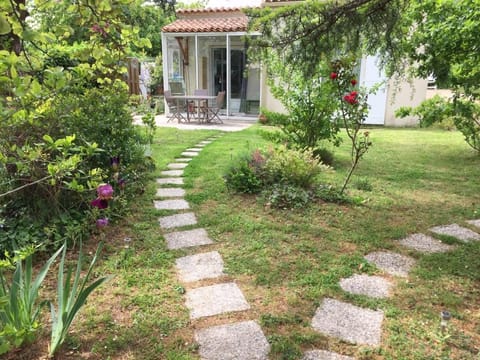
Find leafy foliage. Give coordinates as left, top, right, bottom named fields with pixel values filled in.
left=0, top=246, right=63, bottom=354
left=0, top=1, right=157, bottom=253
left=262, top=54, right=341, bottom=151
left=247, top=0, right=408, bottom=77
left=262, top=146, right=327, bottom=189
left=261, top=183, right=311, bottom=210
left=396, top=95, right=480, bottom=152
left=49, top=242, right=109, bottom=356
left=329, top=57, right=373, bottom=193
left=225, top=146, right=329, bottom=208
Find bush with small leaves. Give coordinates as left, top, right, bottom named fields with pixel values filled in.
left=262, top=183, right=311, bottom=209
left=224, top=154, right=263, bottom=194
left=263, top=146, right=329, bottom=189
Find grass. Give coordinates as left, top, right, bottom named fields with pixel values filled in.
left=11, top=126, right=480, bottom=359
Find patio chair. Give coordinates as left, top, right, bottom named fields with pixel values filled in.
left=203, top=91, right=225, bottom=123
left=164, top=90, right=186, bottom=123
left=169, top=81, right=185, bottom=95
left=192, top=89, right=208, bottom=122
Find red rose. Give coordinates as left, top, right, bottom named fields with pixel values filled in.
left=351, top=79, right=357, bottom=86
left=330, top=72, right=338, bottom=80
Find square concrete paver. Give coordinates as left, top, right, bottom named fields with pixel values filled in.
left=182, top=151, right=199, bottom=157
left=156, top=188, right=186, bottom=198
left=167, top=163, right=188, bottom=169
left=186, top=147, right=203, bottom=152
left=364, top=251, right=416, bottom=277
left=467, top=219, right=480, bottom=229
left=154, top=199, right=190, bottom=210
left=157, top=177, right=184, bottom=185
left=303, top=350, right=354, bottom=360
left=161, top=169, right=184, bottom=177
left=195, top=321, right=270, bottom=360
left=399, top=233, right=455, bottom=253
left=176, top=251, right=225, bottom=282
left=185, top=283, right=250, bottom=319
left=199, top=141, right=213, bottom=145
left=159, top=212, right=197, bottom=229
left=339, top=274, right=392, bottom=298
left=164, top=228, right=213, bottom=249
left=430, top=223, right=480, bottom=242
left=175, top=158, right=193, bottom=162
left=311, top=298, right=383, bottom=346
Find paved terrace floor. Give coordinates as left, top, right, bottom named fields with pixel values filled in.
left=134, top=114, right=258, bottom=132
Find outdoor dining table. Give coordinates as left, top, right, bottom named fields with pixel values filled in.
left=170, top=94, right=217, bottom=123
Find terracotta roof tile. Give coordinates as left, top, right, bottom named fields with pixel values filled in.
left=162, top=13, right=249, bottom=33
left=176, top=7, right=246, bottom=14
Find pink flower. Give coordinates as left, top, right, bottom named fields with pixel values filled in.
left=91, top=198, right=108, bottom=209
left=330, top=72, right=338, bottom=80
left=351, top=79, right=357, bottom=86
left=97, top=184, right=113, bottom=200
left=96, top=218, right=109, bottom=228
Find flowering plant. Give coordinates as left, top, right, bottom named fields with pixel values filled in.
left=329, top=57, right=372, bottom=194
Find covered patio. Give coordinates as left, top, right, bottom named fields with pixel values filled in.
left=161, top=8, right=261, bottom=119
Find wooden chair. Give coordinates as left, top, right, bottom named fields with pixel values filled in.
left=164, top=90, right=186, bottom=123
left=192, top=89, right=208, bottom=122
left=204, top=91, right=225, bottom=123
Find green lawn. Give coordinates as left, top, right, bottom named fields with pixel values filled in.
left=22, top=126, right=480, bottom=359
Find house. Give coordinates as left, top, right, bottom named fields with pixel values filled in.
left=161, top=3, right=427, bottom=126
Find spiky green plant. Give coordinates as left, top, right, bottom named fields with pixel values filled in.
left=49, top=242, right=109, bottom=356
left=0, top=245, right=63, bottom=354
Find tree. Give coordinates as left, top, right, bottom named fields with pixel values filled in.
left=247, top=0, right=409, bottom=77
left=248, top=0, right=480, bottom=153
left=0, top=0, right=153, bottom=253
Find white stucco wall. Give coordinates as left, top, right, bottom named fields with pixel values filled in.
left=384, top=77, right=428, bottom=126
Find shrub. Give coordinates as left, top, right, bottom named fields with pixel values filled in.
left=354, top=177, right=373, bottom=191
left=258, top=109, right=289, bottom=126
left=312, top=147, right=335, bottom=167
left=263, top=146, right=328, bottom=188
left=224, top=153, right=264, bottom=194
left=396, top=93, right=480, bottom=152
left=262, top=183, right=311, bottom=209
left=315, top=184, right=351, bottom=204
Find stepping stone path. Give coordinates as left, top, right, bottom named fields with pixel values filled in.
left=429, top=223, right=480, bottom=242
left=398, top=233, right=454, bottom=253
left=154, top=135, right=270, bottom=359
left=161, top=169, right=184, bottom=177
left=309, top=222, right=480, bottom=357
left=364, top=251, right=416, bottom=277
left=157, top=177, right=184, bottom=185
left=167, top=163, right=188, bottom=169
left=312, top=298, right=384, bottom=346
left=154, top=199, right=190, bottom=210
left=339, top=274, right=392, bottom=299
left=467, top=219, right=480, bottom=229
left=159, top=212, right=197, bottom=229
left=195, top=321, right=270, bottom=360
left=185, top=282, right=250, bottom=319
left=155, top=138, right=480, bottom=359
left=156, top=188, right=185, bottom=198
left=176, top=251, right=225, bottom=282
left=164, top=228, right=213, bottom=250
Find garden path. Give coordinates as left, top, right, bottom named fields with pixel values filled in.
left=153, top=136, right=480, bottom=359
